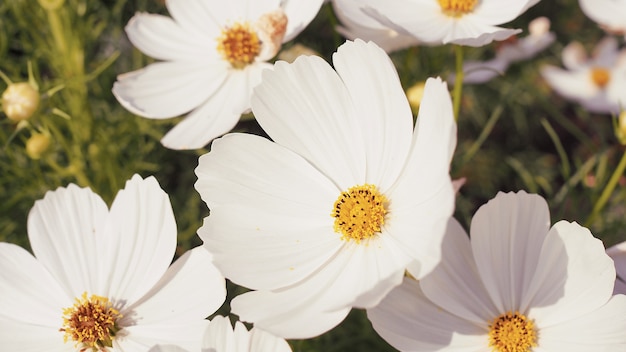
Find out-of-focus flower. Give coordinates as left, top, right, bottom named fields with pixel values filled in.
left=368, top=191, right=626, bottom=351
left=2, top=82, right=40, bottom=122
left=359, top=0, right=540, bottom=47
left=38, top=0, right=64, bottom=10
left=0, top=175, right=226, bottom=351
left=607, top=240, right=626, bottom=295
left=25, top=132, right=51, bottom=159
left=195, top=40, right=457, bottom=339
left=541, top=37, right=626, bottom=114
left=277, top=43, right=320, bottom=63
left=332, top=0, right=420, bottom=53
left=113, top=0, right=324, bottom=150
left=148, top=316, right=292, bottom=352
left=580, top=0, right=626, bottom=37
left=451, top=17, right=555, bottom=85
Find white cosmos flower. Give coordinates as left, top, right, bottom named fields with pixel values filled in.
left=607, top=241, right=626, bottom=295
left=195, top=39, right=457, bottom=339
left=359, top=0, right=539, bottom=47
left=0, top=175, right=226, bottom=351
left=541, top=37, right=626, bottom=115
left=148, top=316, right=292, bottom=352
left=332, top=0, right=420, bottom=53
left=112, top=0, right=324, bottom=150
left=368, top=191, right=626, bottom=351
left=580, top=0, right=626, bottom=37
left=451, top=17, right=555, bottom=85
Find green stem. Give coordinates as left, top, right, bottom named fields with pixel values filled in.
left=452, top=45, right=464, bottom=121
left=584, top=147, right=626, bottom=227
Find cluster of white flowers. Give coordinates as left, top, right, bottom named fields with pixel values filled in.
left=3, top=0, right=626, bottom=351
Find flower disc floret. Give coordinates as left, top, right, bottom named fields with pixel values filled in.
left=332, top=184, right=388, bottom=243
left=217, top=22, right=261, bottom=69
left=60, top=292, right=121, bottom=351
left=488, top=311, right=537, bottom=352
left=590, top=67, right=611, bottom=88
left=438, top=0, right=478, bottom=17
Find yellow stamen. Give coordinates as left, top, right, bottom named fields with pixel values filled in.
left=488, top=311, right=537, bottom=352
left=332, top=184, right=388, bottom=243
left=590, top=67, right=610, bottom=88
left=438, top=0, right=478, bottom=17
left=216, top=22, right=261, bottom=69
left=60, top=292, right=122, bottom=351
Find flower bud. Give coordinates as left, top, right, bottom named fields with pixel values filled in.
left=406, top=81, right=425, bottom=115
left=2, top=82, right=40, bottom=122
left=26, top=133, right=51, bottom=160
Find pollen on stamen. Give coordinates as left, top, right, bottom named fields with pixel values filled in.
left=331, top=184, right=388, bottom=243
left=60, top=292, right=122, bottom=352
left=438, top=0, right=479, bottom=17
left=216, top=21, right=261, bottom=69
left=590, top=67, right=610, bottom=88
left=488, top=311, right=537, bottom=352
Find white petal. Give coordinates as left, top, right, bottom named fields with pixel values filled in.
left=165, top=0, right=226, bottom=36
left=249, top=326, right=292, bottom=352
left=232, top=288, right=351, bottom=339
left=469, top=191, right=551, bottom=313
left=420, top=219, right=499, bottom=325
left=580, top=0, right=626, bottom=32
left=202, top=316, right=237, bottom=351
left=148, top=345, right=189, bottom=352
left=332, top=39, right=413, bottom=190
left=386, top=77, right=456, bottom=277
left=120, top=321, right=209, bottom=352
left=0, top=319, right=69, bottom=352
left=251, top=51, right=366, bottom=190
left=113, top=61, right=229, bottom=119
left=122, top=247, right=225, bottom=325
left=99, top=175, right=177, bottom=303
left=125, top=13, right=216, bottom=62
left=362, top=0, right=450, bottom=45
left=472, top=0, right=532, bottom=25
left=526, top=221, right=615, bottom=326
left=246, top=0, right=281, bottom=20
left=160, top=65, right=265, bottom=150
left=537, top=294, right=626, bottom=351
left=607, top=241, right=626, bottom=295
left=367, top=277, right=487, bottom=352
left=541, top=65, right=598, bottom=101
left=27, top=183, right=108, bottom=296
left=0, top=243, right=70, bottom=325
left=195, top=133, right=343, bottom=290
left=281, top=0, right=324, bottom=42
left=444, top=18, right=520, bottom=47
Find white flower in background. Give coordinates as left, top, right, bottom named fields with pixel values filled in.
left=332, top=0, right=420, bottom=53
left=607, top=241, right=626, bottom=295
left=580, top=0, right=626, bottom=37
left=0, top=175, right=226, bottom=351
left=368, top=191, right=626, bottom=351
left=113, top=0, right=324, bottom=150
left=148, top=316, right=292, bottom=352
left=451, top=17, right=555, bottom=85
left=195, top=40, right=457, bottom=338
left=359, top=0, right=540, bottom=47
left=541, top=37, right=626, bottom=114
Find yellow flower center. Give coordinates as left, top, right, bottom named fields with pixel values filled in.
left=590, top=67, right=610, bottom=88
left=488, top=311, right=537, bottom=352
left=332, top=184, right=388, bottom=243
left=60, top=292, right=122, bottom=351
left=438, top=0, right=478, bottom=17
left=216, top=21, right=261, bottom=69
